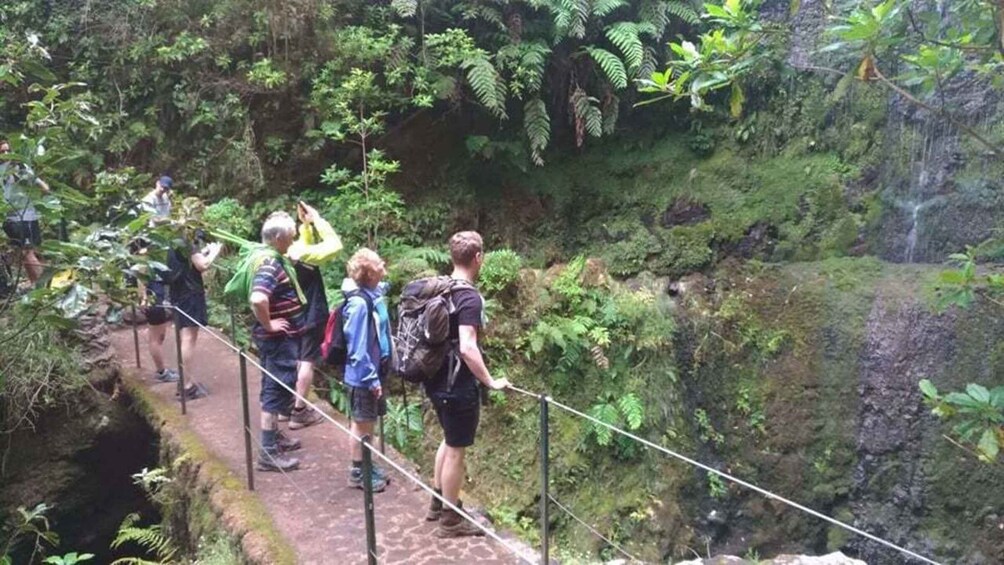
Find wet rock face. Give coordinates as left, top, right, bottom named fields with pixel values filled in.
left=662, top=198, right=712, bottom=228
left=849, top=293, right=953, bottom=562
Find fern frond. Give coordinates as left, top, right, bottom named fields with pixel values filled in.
left=618, top=393, right=645, bottom=430
left=639, top=46, right=658, bottom=80
left=457, top=4, right=506, bottom=30
left=638, top=0, right=670, bottom=35
left=602, top=94, right=619, bottom=135
left=463, top=56, right=508, bottom=119
left=524, top=97, right=551, bottom=166
left=110, top=513, right=177, bottom=564
left=591, top=0, right=628, bottom=18
left=569, top=86, right=603, bottom=146
left=521, top=42, right=551, bottom=95
left=588, top=402, right=619, bottom=445
left=402, top=246, right=451, bottom=266
left=390, top=0, right=418, bottom=18
left=585, top=47, right=628, bottom=89
left=590, top=344, right=610, bottom=370
left=555, top=0, right=590, bottom=38
left=606, top=22, right=644, bottom=72
left=665, top=0, right=700, bottom=25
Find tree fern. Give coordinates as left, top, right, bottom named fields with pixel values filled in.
left=391, top=0, right=418, bottom=18
left=110, top=514, right=177, bottom=565
left=606, top=22, right=644, bottom=71
left=524, top=97, right=551, bottom=166
left=463, top=56, right=508, bottom=119
left=586, top=47, right=627, bottom=89
left=591, top=0, right=628, bottom=18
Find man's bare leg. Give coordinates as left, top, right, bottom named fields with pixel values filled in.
left=22, top=249, right=42, bottom=284
left=148, top=322, right=168, bottom=373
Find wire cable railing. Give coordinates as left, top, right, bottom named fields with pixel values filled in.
left=131, top=301, right=944, bottom=565
left=508, top=386, right=941, bottom=565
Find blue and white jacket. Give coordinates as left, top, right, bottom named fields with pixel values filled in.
left=341, top=278, right=391, bottom=390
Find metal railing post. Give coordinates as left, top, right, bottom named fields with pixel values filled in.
left=379, top=415, right=386, bottom=454
left=540, top=394, right=550, bottom=565
left=174, top=306, right=187, bottom=415
left=361, top=435, right=378, bottom=565
left=239, top=351, right=255, bottom=491
left=131, top=303, right=142, bottom=369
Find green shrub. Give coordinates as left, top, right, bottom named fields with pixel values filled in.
left=480, top=249, right=523, bottom=297
left=203, top=197, right=254, bottom=239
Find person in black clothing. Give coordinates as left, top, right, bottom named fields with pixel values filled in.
left=169, top=231, right=222, bottom=399
left=424, top=231, right=510, bottom=538
left=284, top=201, right=342, bottom=429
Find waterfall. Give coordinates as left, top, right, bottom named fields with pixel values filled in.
left=904, top=203, right=921, bottom=263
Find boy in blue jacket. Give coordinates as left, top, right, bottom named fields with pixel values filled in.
left=341, top=248, right=392, bottom=492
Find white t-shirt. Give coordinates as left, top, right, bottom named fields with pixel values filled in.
left=142, top=190, right=171, bottom=219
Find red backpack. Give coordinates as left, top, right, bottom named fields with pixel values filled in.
left=321, top=290, right=375, bottom=367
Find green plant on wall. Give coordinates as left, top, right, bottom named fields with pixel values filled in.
left=931, top=249, right=1004, bottom=463
left=920, top=379, right=1004, bottom=463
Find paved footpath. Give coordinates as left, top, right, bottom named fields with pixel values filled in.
left=110, top=325, right=530, bottom=565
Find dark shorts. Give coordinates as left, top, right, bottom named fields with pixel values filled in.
left=144, top=281, right=170, bottom=326
left=3, top=219, right=41, bottom=248
left=256, top=336, right=300, bottom=415
left=173, top=292, right=207, bottom=329
left=299, top=324, right=323, bottom=363
left=430, top=393, right=481, bottom=448
left=350, top=384, right=387, bottom=423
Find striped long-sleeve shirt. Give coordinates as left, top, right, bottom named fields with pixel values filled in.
left=251, top=257, right=304, bottom=340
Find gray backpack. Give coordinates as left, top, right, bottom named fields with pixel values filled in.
left=392, top=276, right=472, bottom=385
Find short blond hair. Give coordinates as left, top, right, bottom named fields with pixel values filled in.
left=347, top=248, right=385, bottom=284
left=449, top=231, right=483, bottom=267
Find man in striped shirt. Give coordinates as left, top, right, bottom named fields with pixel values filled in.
left=250, top=211, right=306, bottom=472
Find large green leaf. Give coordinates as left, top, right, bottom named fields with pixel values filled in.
left=977, top=428, right=999, bottom=462
left=966, top=384, right=991, bottom=404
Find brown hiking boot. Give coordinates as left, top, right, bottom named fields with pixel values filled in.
left=434, top=508, right=485, bottom=538
left=276, top=430, right=301, bottom=452
left=426, top=497, right=461, bottom=522
left=288, top=406, right=323, bottom=430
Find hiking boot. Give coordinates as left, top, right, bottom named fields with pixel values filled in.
left=426, top=496, right=460, bottom=522
left=348, top=467, right=388, bottom=493
left=154, top=368, right=179, bottom=383
left=175, top=382, right=208, bottom=400
left=275, top=430, right=301, bottom=452
left=434, top=508, right=485, bottom=538
left=256, top=449, right=300, bottom=472
left=288, top=406, right=323, bottom=430
left=277, top=413, right=289, bottom=422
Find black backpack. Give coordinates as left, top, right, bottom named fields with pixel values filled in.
left=392, top=276, right=473, bottom=385
left=322, top=290, right=376, bottom=368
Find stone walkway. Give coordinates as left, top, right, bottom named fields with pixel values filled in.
left=110, top=325, right=530, bottom=565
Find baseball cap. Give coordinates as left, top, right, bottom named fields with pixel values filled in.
left=158, top=175, right=174, bottom=190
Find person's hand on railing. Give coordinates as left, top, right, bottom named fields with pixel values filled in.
left=488, top=377, right=511, bottom=390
